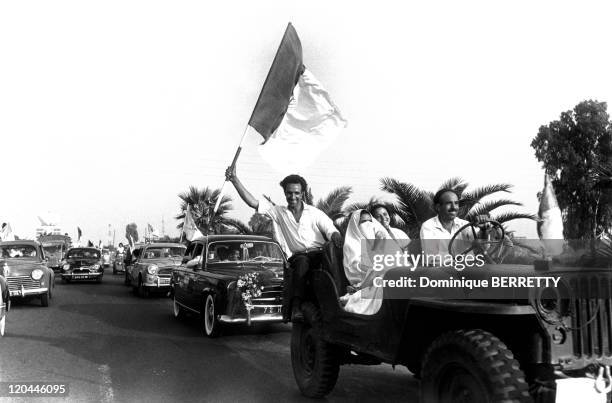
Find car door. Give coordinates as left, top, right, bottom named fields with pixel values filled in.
left=185, top=242, right=205, bottom=310
left=173, top=242, right=196, bottom=305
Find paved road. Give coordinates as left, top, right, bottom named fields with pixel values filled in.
left=0, top=270, right=418, bottom=402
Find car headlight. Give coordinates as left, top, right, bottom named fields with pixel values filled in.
left=147, top=264, right=158, bottom=275
left=31, top=269, right=44, bottom=280
left=63, top=264, right=70, bottom=271
left=532, top=283, right=571, bottom=326
left=90, top=264, right=100, bottom=272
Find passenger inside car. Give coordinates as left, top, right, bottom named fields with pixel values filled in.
left=228, top=249, right=241, bottom=261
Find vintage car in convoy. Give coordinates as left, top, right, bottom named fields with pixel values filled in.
left=61, top=247, right=104, bottom=283
left=125, top=242, right=186, bottom=297
left=0, top=240, right=55, bottom=306
left=172, top=235, right=285, bottom=337
left=289, top=222, right=612, bottom=403
left=39, top=234, right=71, bottom=272
left=101, top=248, right=112, bottom=267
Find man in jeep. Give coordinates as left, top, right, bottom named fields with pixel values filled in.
left=225, top=165, right=342, bottom=321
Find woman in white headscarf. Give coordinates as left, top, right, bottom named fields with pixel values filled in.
left=340, top=209, right=404, bottom=315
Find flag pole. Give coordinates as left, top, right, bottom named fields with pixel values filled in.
left=211, top=132, right=245, bottom=218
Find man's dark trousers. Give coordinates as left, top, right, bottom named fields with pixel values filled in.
left=283, top=250, right=323, bottom=320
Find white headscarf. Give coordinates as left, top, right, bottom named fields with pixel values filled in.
left=343, top=209, right=389, bottom=288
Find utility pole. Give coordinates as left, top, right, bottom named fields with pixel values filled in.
left=161, top=216, right=165, bottom=237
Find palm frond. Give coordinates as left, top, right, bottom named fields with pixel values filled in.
left=316, top=186, right=352, bottom=218
left=462, top=184, right=513, bottom=202
left=380, top=177, right=435, bottom=236
left=491, top=212, right=538, bottom=224
left=437, top=177, right=468, bottom=197
left=221, top=218, right=252, bottom=234
left=343, top=197, right=383, bottom=215
left=464, top=199, right=523, bottom=221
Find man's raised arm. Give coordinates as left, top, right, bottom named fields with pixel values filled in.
left=225, top=165, right=259, bottom=210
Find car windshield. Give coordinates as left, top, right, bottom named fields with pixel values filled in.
left=142, top=247, right=186, bottom=259
left=207, top=241, right=284, bottom=263
left=0, top=244, right=38, bottom=259
left=43, top=244, right=63, bottom=254
left=67, top=249, right=100, bottom=259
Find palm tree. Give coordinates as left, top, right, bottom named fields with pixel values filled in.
left=175, top=186, right=250, bottom=235
left=309, top=186, right=353, bottom=234
left=380, top=177, right=537, bottom=239
left=248, top=213, right=273, bottom=236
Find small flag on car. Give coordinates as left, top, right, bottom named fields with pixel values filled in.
left=183, top=205, right=204, bottom=241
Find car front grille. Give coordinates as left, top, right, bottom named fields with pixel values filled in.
left=570, top=276, right=612, bottom=358
left=7, top=275, right=41, bottom=291
left=157, top=268, right=173, bottom=276
left=251, top=284, right=283, bottom=307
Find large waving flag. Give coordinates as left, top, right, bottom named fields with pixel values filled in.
left=183, top=205, right=204, bottom=241
left=213, top=23, right=346, bottom=216
left=250, top=23, right=347, bottom=173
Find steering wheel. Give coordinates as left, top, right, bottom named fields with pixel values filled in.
left=448, top=220, right=506, bottom=264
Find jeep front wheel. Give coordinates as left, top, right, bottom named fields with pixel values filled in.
left=291, top=302, right=339, bottom=398
left=420, top=329, right=531, bottom=403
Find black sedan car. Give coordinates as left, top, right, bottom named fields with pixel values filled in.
left=172, top=235, right=285, bottom=337
left=61, top=247, right=104, bottom=282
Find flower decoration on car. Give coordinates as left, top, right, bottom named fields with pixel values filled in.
left=237, top=272, right=264, bottom=324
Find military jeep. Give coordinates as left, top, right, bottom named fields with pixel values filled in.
left=288, top=240, right=612, bottom=403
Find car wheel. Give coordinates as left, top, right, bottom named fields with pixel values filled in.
left=202, top=294, right=221, bottom=337
left=173, top=295, right=185, bottom=319
left=420, top=329, right=530, bottom=403
left=40, top=289, right=50, bottom=307
left=291, top=302, right=339, bottom=398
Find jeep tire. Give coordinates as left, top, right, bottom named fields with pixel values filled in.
left=291, top=302, right=339, bottom=398
left=421, top=329, right=531, bottom=403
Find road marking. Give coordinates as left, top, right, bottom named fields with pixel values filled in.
left=98, top=364, right=114, bottom=403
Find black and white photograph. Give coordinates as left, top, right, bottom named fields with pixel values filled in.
left=2, top=1, right=612, bottom=402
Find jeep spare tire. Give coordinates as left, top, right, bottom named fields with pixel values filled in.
left=291, top=302, right=339, bottom=398
left=420, top=329, right=531, bottom=403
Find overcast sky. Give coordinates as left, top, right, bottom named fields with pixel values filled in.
left=2, top=0, right=612, bottom=243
